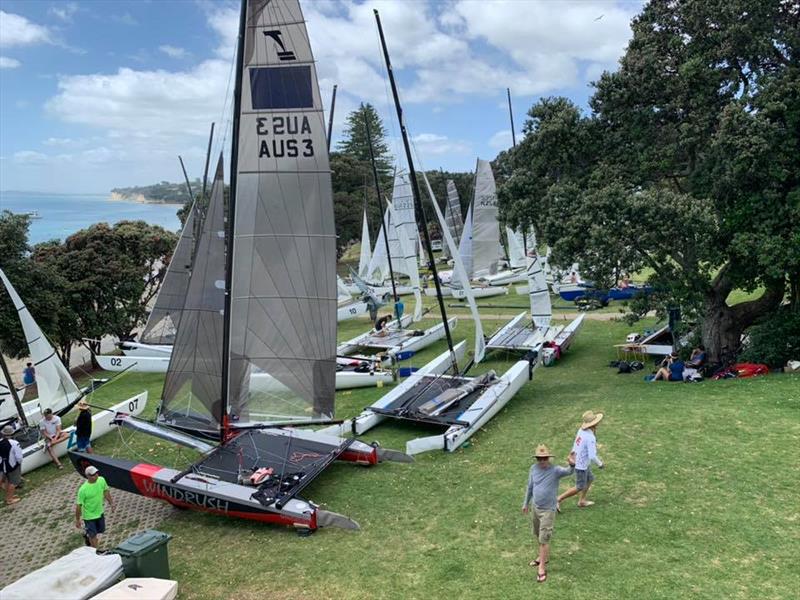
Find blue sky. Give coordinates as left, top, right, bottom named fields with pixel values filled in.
left=0, top=0, right=642, bottom=193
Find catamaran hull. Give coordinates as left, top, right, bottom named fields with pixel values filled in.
left=345, top=283, right=415, bottom=296
left=479, top=268, right=527, bottom=286
left=336, top=317, right=457, bottom=358
left=120, top=342, right=172, bottom=357
left=451, top=286, right=508, bottom=299
left=337, top=301, right=369, bottom=321
left=485, top=312, right=547, bottom=353
left=21, top=392, right=147, bottom=474
left=66, top=452, right=353, bottom=531
left=424, top=286, right=452, bottom=297
left=541, top=314, right=585, bottom=365
left=97, top=355, right=170, bottom=373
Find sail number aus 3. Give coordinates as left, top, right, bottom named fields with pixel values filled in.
left=256, top=115, right=314, bottom=159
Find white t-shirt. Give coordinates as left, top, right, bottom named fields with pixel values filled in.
left=39, top=415, right=62, bottom=438
left=571, top=427, right=603, bottom=470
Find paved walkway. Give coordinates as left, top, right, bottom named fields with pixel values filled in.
left=0, top=471, right=175, bottom=588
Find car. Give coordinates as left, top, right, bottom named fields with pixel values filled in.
left=430, top=239, right=443, bottom=251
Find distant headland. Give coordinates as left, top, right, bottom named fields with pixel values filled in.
left=109, top=179, right=200, bottom=205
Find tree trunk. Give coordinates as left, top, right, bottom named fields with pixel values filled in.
left=702, top=276, right=786, bottom=365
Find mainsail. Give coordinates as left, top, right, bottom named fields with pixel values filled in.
left=357, top=208, right=372, bottom=279
left=386, top=200, right=423, bottom=321
left=158, top=157, right=226, bottom=434
left=139, top=206, right=197, bottom=345
left=471, top=159, right=503, bottom=277
left=458, top=203, right=474, bottom=280
left=527, top=254, right=551, bottom=330
left=0, top=268, right=81, bottom=414
left=441, top=180, right=463, bottom=259
left=507, top=226, right=526, bottom=269
left=227, top=0, right=336, bottom=421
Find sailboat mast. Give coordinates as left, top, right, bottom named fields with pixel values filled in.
left=373, top=9, right=456, bottom=365
left=364, top=112, right=398, bottom=304
left=0, top=352, right=27, bottom=429
left=201, top=122, right=215, bottom=202
left=219, top=0, right=248, bottom=442
left=178, top=156, right=196, bottom=204
left=507, top=88, right=517, bottom=148
left=327, top=84, right=337, bottom=153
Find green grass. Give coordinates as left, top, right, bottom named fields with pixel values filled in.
left=12, top=316, right=800, bottom=599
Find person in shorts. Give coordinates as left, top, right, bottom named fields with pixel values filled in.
left=522, top=444, right=575, bottom=583
left=74, top=400, right=93, bottom=453
left=75, top=466, right=114, bottom=547
left=0, top=425, right=23, bottom=505
left=39, top=408, right=68, bottom=469
left=558, top=411, right=605, bottom=509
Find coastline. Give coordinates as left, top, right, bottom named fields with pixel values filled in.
left=108, top=191, right=183, bottom=205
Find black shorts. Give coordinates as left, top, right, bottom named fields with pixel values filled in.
left=84, top=515, right=106, bottom=538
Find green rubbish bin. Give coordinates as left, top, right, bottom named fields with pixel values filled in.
left=114, top=529, right=173, bottom=579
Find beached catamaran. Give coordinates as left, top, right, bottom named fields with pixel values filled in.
left=0, top=269, right=147, bottom=474
left=69, top=0, right=410, bottom=532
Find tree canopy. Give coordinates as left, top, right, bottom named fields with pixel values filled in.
left=336, top=103, right=393, bottom=180
left=498, top=0, right=799, bottom=363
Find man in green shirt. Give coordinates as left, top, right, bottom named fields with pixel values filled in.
left=75, top=466, right=114, bottom=548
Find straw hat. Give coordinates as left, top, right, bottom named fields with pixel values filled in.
left=534, top=444, right=553, bottom=458
left=1, top=425, right=14, bottom=436
left=581, top=410, right=604, bottom=429
left=77, top=400, right=90, bottom=411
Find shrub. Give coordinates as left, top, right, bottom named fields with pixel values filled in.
left=739, top=308, right=800, bottom=368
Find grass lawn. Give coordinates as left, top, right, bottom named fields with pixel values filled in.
left=13, top=316, right=800, bottom=599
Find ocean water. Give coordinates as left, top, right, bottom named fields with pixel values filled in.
left=0, top=191, right=182, bottom=245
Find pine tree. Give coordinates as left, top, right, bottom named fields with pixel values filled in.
left=337, top=103, right=393, bottom=178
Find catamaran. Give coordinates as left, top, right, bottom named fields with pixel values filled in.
left=0, top=269, right=147, bottom=474
left=69, top=0, right=409, bottom=533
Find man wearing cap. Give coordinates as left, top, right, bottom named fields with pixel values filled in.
left=0, top=425, right=23, bottom=505
left=558, top=410, right=605, bottom=509
left=74, top=400, right=93, bottom=453
left=522, top=444, right=576, bottom=583
left=75, top=466, right=114, bottom=548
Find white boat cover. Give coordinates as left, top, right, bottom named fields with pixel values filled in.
left=92, top=578, right=178, bottom=600
left=0, top=547, right=122, bottom=600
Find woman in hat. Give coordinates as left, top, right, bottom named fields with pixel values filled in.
left=522, top=443, right=576, bottom=583
left=75, top=400, right=93, bottom=453
left=558, top=411, right=605, bottom=509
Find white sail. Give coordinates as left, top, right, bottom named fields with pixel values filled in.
left=471, top=159, right=504, bottom=277
left=386, top=200, right=423, bottom=322
left=458, top=203, right=474, bottom=280
left=227, top=0, right=336, bottom=421
left=527, top=254, right=552, bottom=329
left=390, top=169, right=418, bottom=256
left=507, top=226, right=526, bottom=269
left=366, top=209, right=390, bottom=281
left=418, top=235, right=425, bottom=269
left=0, top=269, right=80, bottom=414
left=357, top=208, right=371, bottom=279
left=441, top=180, right=463, bottom=260
left=420, top=173, right=484, bottom=363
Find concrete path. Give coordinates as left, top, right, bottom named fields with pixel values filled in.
left=0, top=471, right=175, bottom=588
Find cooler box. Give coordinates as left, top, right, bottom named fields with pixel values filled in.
left=91, top=578, right=177, bottom=600
left=113, top=530, right=173, bottom=580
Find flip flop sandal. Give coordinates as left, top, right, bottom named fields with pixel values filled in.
left=529, top=559, right=550, bottom=567
left=537, top=572, right=547, bottom=583
left=6, top=497, right=21, bottom=505
left=578, top=501, right=595, bottom=507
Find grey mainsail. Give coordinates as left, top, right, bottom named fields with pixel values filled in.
left=471, top=159, right=503, bottom=277
left=227, top=0, right=336, bottom=421
left=139, top=207, right=197, bottom=345
left=158, top=157, right=226, bottom=434
left=441, top=180, right=463, bottom=259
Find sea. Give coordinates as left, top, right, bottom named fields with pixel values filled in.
left=0, top=191, right=182, bottom=245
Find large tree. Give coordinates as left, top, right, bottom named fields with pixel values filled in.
left=336, top=103, right=393, bottom=179
left=499, top=0, right=799, bottom=363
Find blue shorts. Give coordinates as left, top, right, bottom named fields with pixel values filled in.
left=76, top=436, right=92, bottom=451
left=84, top=515, right=106, bottom=538
left=575, top=468, right=595, bottom=490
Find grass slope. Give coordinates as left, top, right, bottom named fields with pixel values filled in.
left=14, top=317, right=800, bottom=599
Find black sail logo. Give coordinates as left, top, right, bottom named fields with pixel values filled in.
left=263, top=30, right=296, bottom=61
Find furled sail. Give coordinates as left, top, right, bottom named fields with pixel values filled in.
left=357, top=208, right=371, bottom=279
left=227, top=0, right=336, bottom=422
left=441, top=180, right=463, bottom=259
left=458, top=202, right=474, bottom=280
left=527, top=254, right=551, bottom=330
left=507, top=226, right=526, bottom=269
left=471, top=159, right=503, bottom=277
left=139, top=206, right=197, bottom=345
left=158, top=157, right=226, bottom=434
left=0, top=268, right=81, bottom=414
left=390, top=169, right=418, bottom=259
left=386, top=200, right=423, bottom=321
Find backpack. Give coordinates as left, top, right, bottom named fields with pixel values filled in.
left=617, top=361, right=632, bottom=374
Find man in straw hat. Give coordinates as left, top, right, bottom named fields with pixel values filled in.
left=0, top=425, right=23, bottom=505
left=522, top=443, right=576, bottom=583
left=74, top=400, right=93, bottom=453
left=558, top=410, right=605, bottom=510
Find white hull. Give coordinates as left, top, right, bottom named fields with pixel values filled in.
left=345, top=283, right=414, bottom=297
left=337, top=300, right=369, bottom=321
left=120, top=342, right=172, bottom=357
left=97, top=354, right=170, bottom=373
left=451, top=286, right=509, bottom=299
left=485, top=312, right=547, bottom=353
left=541, top=314, right=585, bottom=364
left=424, top=285, right=452, bottom=297
left=479, top=268, right=527, bottom=286
left=20, top=392, right=147, bottom=474
left=337, top=317, right=457, bottom=358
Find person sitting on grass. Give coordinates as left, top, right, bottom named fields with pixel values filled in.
left=522, top=444, right=576, bottom=584
left=654, top=352, right=684, bottom=382
left=686, top=345, right=706, bottom=368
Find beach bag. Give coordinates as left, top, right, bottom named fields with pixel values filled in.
left=617, top=361, right=632, bottom=374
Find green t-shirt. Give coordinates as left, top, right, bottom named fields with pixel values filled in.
left=77, top=476, right=109, bottom=520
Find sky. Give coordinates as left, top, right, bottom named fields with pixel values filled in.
left=0, top=0, right=643, bottom=194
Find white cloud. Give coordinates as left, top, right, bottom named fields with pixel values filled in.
left=49, top=2, right=78, bottom=23
left=411, top=133, right=471, bottom=157
left=13, top=150, right=48, bottom=164
left=159, top=45, right=189, bottom=59
left=0, top=56, right=20, bottom=69
left=488, top=130, right=513, bottom=151
left=0, top=11, right=51, bottom=47
left=111, top=13, right=137, bottom=26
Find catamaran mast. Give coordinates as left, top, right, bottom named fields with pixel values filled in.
left=364, top=112, right=399, bottom=305
left=374, top=9, right=456, bottom=369
left=0, top=353, right=27, bottom=429
left=201, top=122, right=215, bottom=202
left=507, top=88, right=517, bottom=148
left=220, top=0, right=248, bottom=442
left=178, top=156, right=196, bottom=204
left=327, top=84, right=337, bottom=153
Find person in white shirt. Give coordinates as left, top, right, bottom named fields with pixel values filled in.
left=39, top=408, right=68, bottom=469
left=0, top=425, right=24, bottom=504
left=558, top=411, right=605, bottom=509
